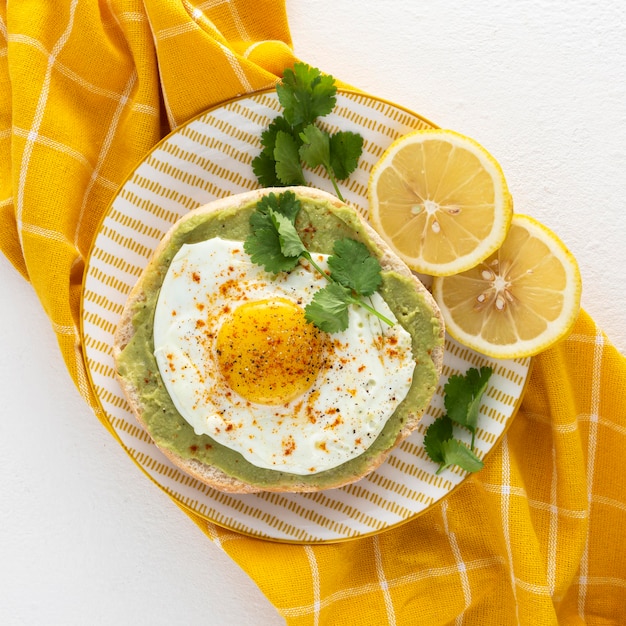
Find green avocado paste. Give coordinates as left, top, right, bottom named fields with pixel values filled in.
left=116, top=193, right=443, bottom=490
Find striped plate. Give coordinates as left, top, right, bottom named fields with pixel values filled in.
left=81, top=90, right=531, bottom=543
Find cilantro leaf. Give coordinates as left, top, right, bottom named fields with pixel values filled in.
left=244, top=192, right=303, bottom=273
left=277, top=63, right=336, bottom=126
left=444, top=366, right=493, bottom=448
left=274, top=131, right=306, bottom=185
left=270, top=211, right=306, bottom=258
left=304, top=283, right=351, bottom=333
left=261, top=115, right=293, bottom=154
left=243, top=224, right=300, bottom=274
left=259, top=116, right=294, bottom=152
left=424, top=416, right=484, bottom=474
left=329, top=131, right=364, bottom=180
left=255, top=190, right=301, bottom=223
left=253, top=118, right=297, bottom=187
left=328, top=238, right=382, bottom=297
left=423, top=415, right=454, bottom=465
left=300, top=124, right=361, bottom=199
left=438, top=439, right=484, bottom=474
left=299, top=124, right=331, bottom=170
left=464, top=367, right=493, bottom=429
left=423, top=365, right=493, bottom=474
left=251, top=150, right=282, bottom=188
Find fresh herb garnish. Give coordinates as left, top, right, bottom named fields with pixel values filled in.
left=327, top=238, right=382, bottom=297
left=243, top=191, right=394, bottom=332
left=252, top=62, right=363, bottom=202
left=304, top=283, right=354, bottom=334
left=424, top=366, right=493, bottom=474
left=444, top=366, right=493, bottom=450
left=245, top=191, right=303, bottom=273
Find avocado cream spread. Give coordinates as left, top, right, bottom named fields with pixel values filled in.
left=116, top=194, right=443, bottom=489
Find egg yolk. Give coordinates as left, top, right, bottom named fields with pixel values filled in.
left=216, top=298, right=326, bottom=405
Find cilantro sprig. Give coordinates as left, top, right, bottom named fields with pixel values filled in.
left=424, top=366, right=493, bottom=474
left=243, top=191, right=394, bottom=333
left=252, top=63, right=363, bottom=202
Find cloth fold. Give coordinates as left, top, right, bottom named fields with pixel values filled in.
left=2, top=1, right=625, bottom=624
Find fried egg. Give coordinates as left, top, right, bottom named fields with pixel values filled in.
left=152, top=237, right=415, bottom=475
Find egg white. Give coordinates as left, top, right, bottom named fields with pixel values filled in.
left=153, top=237, right=415, bottom=475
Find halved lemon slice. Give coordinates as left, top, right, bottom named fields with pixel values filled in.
left=368, top=129, right=513, bottom=276
left=432, top=214, right=582, bottom=359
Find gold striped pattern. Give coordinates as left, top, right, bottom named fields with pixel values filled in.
left=81, top=90, right=531, bottom=543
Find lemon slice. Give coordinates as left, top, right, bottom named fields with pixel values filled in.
left=368, top=129, right=513, bottom=276
left=432, top=214, right=582, bottom=359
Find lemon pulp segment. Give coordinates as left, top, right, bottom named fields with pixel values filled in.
left=368, top=129, right=513, bottom=276
left=432, top=214, right=582, bottom=358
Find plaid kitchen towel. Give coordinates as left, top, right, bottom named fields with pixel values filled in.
left=2, top=1, right=625, bottom=624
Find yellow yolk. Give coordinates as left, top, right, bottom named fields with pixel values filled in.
left=216, top=298, right=326, bottom=405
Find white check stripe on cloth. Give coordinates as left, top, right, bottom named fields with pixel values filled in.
left=547, top=438, right=559, bottom=595
left=106, top=11, right=148, bottom=27
left=592, top=494, right=626, bottom=513
left=577, top=330, right=605, bottom=620
left=481, top=482, right=586, bottom=519
left=19, top=222, right=74, bottom=247
left=578, top=413, right=626, bottom=436
left=304, top=545, right=321, bottom=626
left=441, top=499, right=471, bottom=626
left=372, top=534, right=396, bottom=625
left=155, top=21, right=198, bottom=40
left=194, top=0, right=251, bottom=41
left=13, top=126, right=101, bottom=175
left=576, top=575, right=626, bottom=590
left=0, top=10, right=7, bottom=40
left=204, top=521, right=224, bottom=549
left=500, top=434, right=521, bottom=625
left=215, top=41, right=253, bottom=93
left=74, top=339, right=98, bottom=409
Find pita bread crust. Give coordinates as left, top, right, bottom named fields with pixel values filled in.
left=113, top=186, right=444, bottom=493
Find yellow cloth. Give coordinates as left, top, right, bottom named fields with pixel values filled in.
left=2, top=2, right=625, bottom=624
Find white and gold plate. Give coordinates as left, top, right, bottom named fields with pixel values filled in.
left=81, top=90, right=531, bottom=543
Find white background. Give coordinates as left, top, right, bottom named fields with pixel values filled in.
left=2, top=1, right=625, bottom=624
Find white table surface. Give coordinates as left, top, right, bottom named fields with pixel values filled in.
left=2, top=1, right=625, bottom=624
